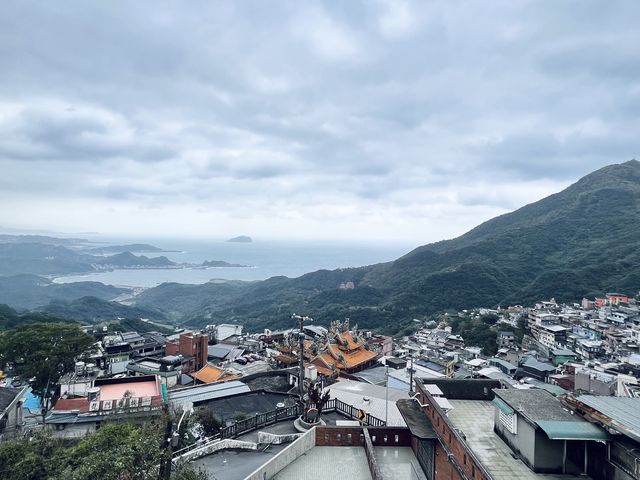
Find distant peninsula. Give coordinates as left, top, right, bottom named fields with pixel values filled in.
left=86, top=243, right=167, bottom=254
left=227, top=235, right=252, bottom=243
left=202, top=260, right=250, bottom=268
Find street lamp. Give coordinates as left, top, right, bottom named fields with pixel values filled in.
left=290, top=314, right=312, bottom=398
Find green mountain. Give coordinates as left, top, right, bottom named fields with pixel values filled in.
left=92, top=251, right=175, bottom=268
left=0, top=304, right=70, bottom=330
left=0, top=243, right=177, bottom=276
left=134, top=160, right=640, bottom=333
left=37, top=296, right=169, bottom=324
left=0, top=274, right=127, bottom=310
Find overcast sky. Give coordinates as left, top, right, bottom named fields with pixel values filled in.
left=1, top=1, right=638, bottom=243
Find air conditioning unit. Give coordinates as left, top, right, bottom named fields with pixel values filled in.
left=102, top=400, right=113, bottom=411
left=89, top=401, right=100, bottom=412
left=129, top=397, right=139, bottom=407
left=141, top=396, right=152, bottom=407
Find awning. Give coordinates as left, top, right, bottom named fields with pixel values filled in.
left=536, top=420, right=610, bottom=441
left=396, top=399, right=437, bottom=439
left=492, top=397, right=514, bottom=414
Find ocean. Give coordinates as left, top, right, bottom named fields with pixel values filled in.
left=52, top=237, right=414, bottom=288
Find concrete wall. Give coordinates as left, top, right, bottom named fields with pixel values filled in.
left=257, top=431, right=303, bottom=445
left=493, top=408, right=567, bottom=474
left=178, top=439, right=257, bottom=462
left=49, top=422, right=98, bottom=439
left=415, top=383, right=492, bottom=480
left=243, top=427, right=316, bottom=480
left=0, top=387, right=25, bottom=441
left=493, top=409, right=536, bottom=468
left=363, top=428, right=382, bottom=480
left=533, top=428, right=564, bottom=472
left=314, top=426, right=412, bottom=447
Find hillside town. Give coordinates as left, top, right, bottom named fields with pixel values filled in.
left=1, top=291, right=640, bottom=479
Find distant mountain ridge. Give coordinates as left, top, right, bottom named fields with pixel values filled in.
left=4, top=161, right=640, bottom=332
left=0, top=243, right=179, bottom=276
left=85, top=243, right=165, bottom=254
left=133, top=160, right=640, bottom=332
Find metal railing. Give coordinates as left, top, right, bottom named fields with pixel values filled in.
left=172, top=398, right=387, bottom=459
left=324, top=398, right=387, bottom=427
left=220, top=403, right=304, bottom=438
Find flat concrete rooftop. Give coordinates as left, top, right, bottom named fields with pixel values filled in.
left=374, top=447, right=427, bottom=480
left=273, top=446, right=371, bottom=480
left=447, top=400, right=590, bottom=480
left=191, top=412, right=353, bottom=480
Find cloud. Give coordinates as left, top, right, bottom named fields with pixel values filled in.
left=0, top=1, right=639, bottom=242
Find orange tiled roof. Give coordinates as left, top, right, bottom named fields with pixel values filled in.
left=336, top=331, right=362, bottom=351
left=320, top=343, right=378, bottom=370
left=191, top=364, right=238, bottom=384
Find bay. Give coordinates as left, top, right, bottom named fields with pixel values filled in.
left=52, top=237, right=412, bottom=288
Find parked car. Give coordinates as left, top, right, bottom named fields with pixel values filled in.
left=234, top=358, right=247, bottom=365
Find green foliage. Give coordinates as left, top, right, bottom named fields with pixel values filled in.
left=0, top=431, right=57, bottom=480
left=56, top=423, right=163, bottom=480
left=0, top=422, right=208, bottom=480
left=480, top=314, right=499, bottom=326
left=0, top=304, right=68, bottom=330
left=449, top=314, right=499, bottom=355
left=39, top=296, right=168, bottom=324
left=106, top=317, right=175, bottom=335
left=515, top=315, right=527, bottom=343
left=195, top=407, right=222, bottom=436
left=0, top=323, right=93, bottom=411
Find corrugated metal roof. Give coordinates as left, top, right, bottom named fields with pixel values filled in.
left=536, top=420, right=609, bottom=440
left=168, top=380, right=250, bottom=409
left=576, top=395, right=640, bottom=442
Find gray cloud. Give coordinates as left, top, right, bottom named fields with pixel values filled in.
left=0, top=0, right=639, bottom=241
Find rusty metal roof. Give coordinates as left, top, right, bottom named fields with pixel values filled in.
left=575, top=395, right=640, bottom=442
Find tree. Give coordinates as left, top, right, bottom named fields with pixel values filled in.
left=0, top=322, right=93, bottom=421
left=195, top=407, right=222, bottom=437
left=480, top=313, right=499, bottom=326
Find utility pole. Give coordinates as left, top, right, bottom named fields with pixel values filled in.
left=385, top=364, right=389, bottom=425
left=290, top=314, right=312, bottom=399
left=158, top=405, right=173, bottom=480
left=409, top=355, right=415, bottom=393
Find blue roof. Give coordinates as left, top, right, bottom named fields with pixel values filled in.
left=492, top=397, right=514, bottom=415
left=536, top=420, right=609, bottom=441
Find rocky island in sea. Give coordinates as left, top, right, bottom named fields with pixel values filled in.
left=227, top=235, right=252, bottom=243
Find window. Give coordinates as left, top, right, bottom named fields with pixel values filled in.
left=499, top=410, right=517, bottom=434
